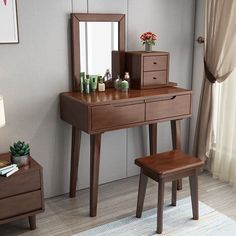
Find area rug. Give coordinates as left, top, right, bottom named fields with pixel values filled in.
left=73, top=198, right=236, bottom=236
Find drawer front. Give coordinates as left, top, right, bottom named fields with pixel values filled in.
left=0, top=190, right=42, bottom=220
left=0, top=169, right=41, bottom=199
left=146, top=94, right=191, bottom=121
left=143, top=55, right=168, bottom=71
left=92, top=102, right=145, bottom=131
left=143, top=71, right=167, bottom=86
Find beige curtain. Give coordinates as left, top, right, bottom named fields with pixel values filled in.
left=194, top=0, right=236, bottom=161
left=211, top=71, right=236, bottom=187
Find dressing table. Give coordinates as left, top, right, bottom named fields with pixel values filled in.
left=60, top=13, right=192, bottom=217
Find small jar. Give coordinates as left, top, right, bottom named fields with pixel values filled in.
left=98, top=76, right=105, bottom=92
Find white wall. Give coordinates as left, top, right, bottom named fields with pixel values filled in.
left=0, top=0, right=195, bottom=198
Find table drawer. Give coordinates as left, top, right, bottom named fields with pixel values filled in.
left=91, top=102, right=145, bottom=131
left=0, top=190, right=42, bottom=220
left=143, top=55, right=168, bottom=71
left=146, top=94, right=191, bottom=121
left=143, top=71, right=167, bottom=86
left=0, top=169, right=41, bottom=199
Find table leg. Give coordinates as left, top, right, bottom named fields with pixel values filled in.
left=149, top=123, right=157, bottom=155
left=90, top=133, right=102, bottom=217
left=28, top=215, right=36, bottom=230
left=69, top=126, right=81, bottom=198
left=170, top=120, right=182, bottom=190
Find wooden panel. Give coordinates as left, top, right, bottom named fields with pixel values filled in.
left=0, top=170, right=41, bottom=199
left=143, top=71, right=167, bottom=86
left=146, top=94, right=191, bottom=121
left=60, top=94, right=89, bottom=132
left=143, top=55, right=168, bottom=71
left=0, top=191, right=42, bottom=220
left=91, top=102, right=145, bottom=131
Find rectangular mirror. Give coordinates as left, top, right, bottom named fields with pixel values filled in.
left=80, top=22, right=118, bottom=75
left=71, top=13, right=125, bottom=91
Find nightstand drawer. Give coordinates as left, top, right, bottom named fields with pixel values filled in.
left=143, top=55, right=168, bottom=71
left=143, top=71, right=167, bottom=87
left=91, top=102, right=145, bottom=131
left=0, top=190, right=42, bottom=220
left=0, top=169, right=41, bottom=199
left=146, top=94, right=191, bottom=121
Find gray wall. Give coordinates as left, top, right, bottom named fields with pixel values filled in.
left=0, top=0, right=195, bottom=198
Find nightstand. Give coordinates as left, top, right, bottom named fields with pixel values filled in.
left=0, top=153, right=44, bottom=230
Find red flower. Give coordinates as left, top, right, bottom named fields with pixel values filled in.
left=140, top=32, right=157, bottom=45
left=3, top=0, right=7, bottom=5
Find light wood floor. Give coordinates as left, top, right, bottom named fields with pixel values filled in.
left=1, top=172, right=236, bottom=236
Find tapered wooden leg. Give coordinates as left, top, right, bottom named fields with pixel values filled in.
left=171, top=180, right=177, bottom=206
left=90, top=133, right=102, bottom=217
left=149, top=123, right=157, bottom=155
left=136, top=170, right=148, bottom=218
left=189, top=170, right=199, bottom=220
left=70, top=127, right=81, bottom=198
left=157, top=179, right=165, bottom=234
left=171, top=120, right=182, bottom=190
left=28, top=215, right=36, bottom=230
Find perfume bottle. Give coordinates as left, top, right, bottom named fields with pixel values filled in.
left=103, top=69, right=112, bottom=82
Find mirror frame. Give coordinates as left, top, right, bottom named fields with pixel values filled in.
left=71, top=13, right=125, bottom=91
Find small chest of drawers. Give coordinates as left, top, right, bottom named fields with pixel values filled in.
left=0, top=154, right=44, bottom=230
left=126, top=51, right=170, bottom=89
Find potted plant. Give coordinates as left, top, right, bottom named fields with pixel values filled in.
left=140, top=31, right=157, bottom=52
left=10, top=141, right=30, bottom=167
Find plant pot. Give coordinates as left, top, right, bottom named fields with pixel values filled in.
left=145, top=43, right=152, bottom=52
left=11, top=154, right=30, bottom=167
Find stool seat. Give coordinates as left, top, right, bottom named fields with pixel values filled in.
left=135, top=150, right=204, bottom=176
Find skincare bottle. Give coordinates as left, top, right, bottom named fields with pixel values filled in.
left=114, top=75, right=122, bottom=90
left=90, top=75, right=98, bottom=92
left=121, top=80, right=129, bottom=92
left=80, top=72, right=85, bottom=93
left=103, top=69, right=112, bottom=82
left=85, top=76, right=90, bottom=94
left=98, top=76, right=105, bottom=92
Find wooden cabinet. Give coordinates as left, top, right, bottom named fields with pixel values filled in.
left=126, top=51, right=170, bottom=89
left=0, top=154, right=44, bottom=230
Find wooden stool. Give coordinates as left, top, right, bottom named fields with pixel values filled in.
left=135, top=150, right=204, bottom=234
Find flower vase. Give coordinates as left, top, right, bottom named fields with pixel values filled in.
left=145, top=43, right=152, bottom=52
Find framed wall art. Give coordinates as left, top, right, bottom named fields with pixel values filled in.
left=0, top=0, right=19, bottom=44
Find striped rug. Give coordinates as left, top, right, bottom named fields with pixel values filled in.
left=74, top=197, right=236, bottom=236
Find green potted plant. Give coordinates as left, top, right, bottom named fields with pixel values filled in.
left=10, top=141, right=30, bottom=167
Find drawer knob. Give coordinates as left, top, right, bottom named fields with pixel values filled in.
left=153, top=62, right=157, bottom=64
left=153, top=77, right=157, bottom=80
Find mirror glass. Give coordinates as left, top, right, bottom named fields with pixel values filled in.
left=80, top=22, right=118, bottom=76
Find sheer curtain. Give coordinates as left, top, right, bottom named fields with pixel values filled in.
left=211, top=70, right=236, bottom=187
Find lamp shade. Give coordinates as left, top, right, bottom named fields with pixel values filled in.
left=0, top=95, right=6, bottom=128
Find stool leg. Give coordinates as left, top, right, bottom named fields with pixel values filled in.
left=136, top=171, right=148, bottom=218
left=157, top=179, right=165, bottom=234
left=189, top=170, right=199, bottom=220
left=171, top=180, right=177, bottom=206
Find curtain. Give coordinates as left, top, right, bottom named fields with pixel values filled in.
left=211, top=71, right=236, bottom=187
left=193, top=0, right=236, bottom=161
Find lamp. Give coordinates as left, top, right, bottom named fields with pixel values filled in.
left=0, top=95, right=6, bottom=128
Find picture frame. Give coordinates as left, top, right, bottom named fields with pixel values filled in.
left=0, top=0, right=19, bottom=44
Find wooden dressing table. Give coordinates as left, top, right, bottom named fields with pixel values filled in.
left=60, top=87, right=192, bottom=217
left=60, top=13, right=192, bottom=217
